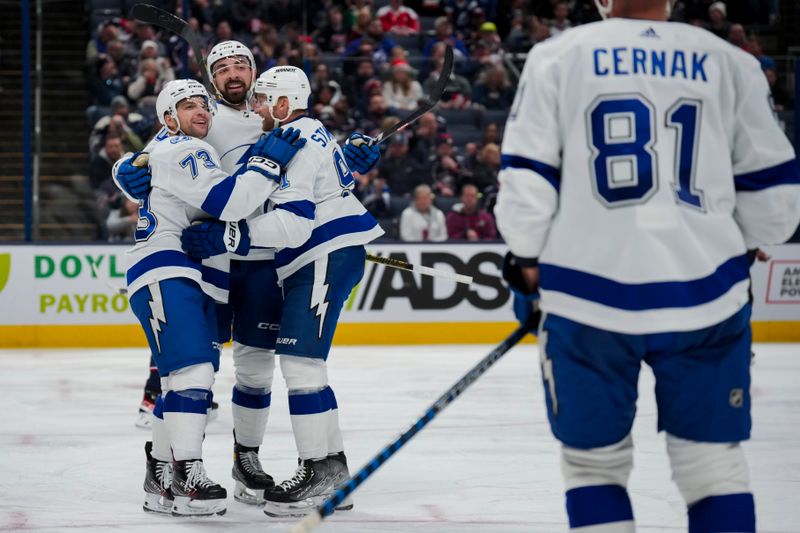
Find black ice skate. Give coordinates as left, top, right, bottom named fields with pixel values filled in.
left=326, top=451, right=354, bottom=511
left=171, top=458, right=227, bottom=516
left=263, top=458, right=334, bottom=518
left=142, top=441, right=173, bottom=514
left=232, top=440, right=274, bottom=505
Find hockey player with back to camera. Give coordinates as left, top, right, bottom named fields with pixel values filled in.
left=115, top=40, right=383, bottom=508
left=122, top=78, right=307, bottom=517
left=497, top=0, right=800, bottom=531
left=180, top=65, right=385, bottom=518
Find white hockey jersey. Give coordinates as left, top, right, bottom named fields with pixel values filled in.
left=246, top=116, right=385, bottom=279
left=496, top=19, right=800, bottom=334
left=130, top=103, right=274, bottom=261
left=204, top=103, right=276, bottom=261
left=125, top=134, right=287, bottom=302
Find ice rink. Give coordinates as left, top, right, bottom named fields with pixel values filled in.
left=1, top=341, right=799, bottom=532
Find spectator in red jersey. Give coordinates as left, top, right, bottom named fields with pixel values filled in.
left=446, top=183, right=497, bottom=241
left=377, top=0, right=421, bottom=36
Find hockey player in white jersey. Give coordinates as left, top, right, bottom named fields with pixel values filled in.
left=125, top=78, right=307, bottom=517
left=181, top=65, right=385, bottom=517
left=115, top=40, right=383, bottom=508
left=496, top=0, right=800, bottom=531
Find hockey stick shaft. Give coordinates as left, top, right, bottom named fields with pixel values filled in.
left=289, top=321, right=533, bottom=533
left=88, top=259, right=127, bottom=295
left=130, top=4, right=214, bottom=92
left=366, top=253, right=473, bottom=285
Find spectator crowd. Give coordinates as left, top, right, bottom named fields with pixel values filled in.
left=85, top=0, right=788, bottom=242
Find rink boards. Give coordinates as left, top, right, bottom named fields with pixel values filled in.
left=0, top=243, right=798, bottom=347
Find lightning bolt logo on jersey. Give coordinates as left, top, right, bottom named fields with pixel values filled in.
left=147, top=282, right=167, bottom=353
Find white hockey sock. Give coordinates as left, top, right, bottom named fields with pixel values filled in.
left=325, top=387, right=344, bottom=454
left=164, top=389, right=210, bottom=461
left=232, top=384, right=272, bottom=448
left=150, top=395, right=172, bottom=462
left=288, top=388, right=330, bottom=460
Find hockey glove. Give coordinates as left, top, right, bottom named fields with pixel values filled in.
left=113, top=152, right=152, bottom=200
left=502, top=252, right=541, bottom=334
left=181, top=220, right=251, bottom=260
left=248, top=127, right=307, bottom=180
left=343, top=133, right=381, bottom=173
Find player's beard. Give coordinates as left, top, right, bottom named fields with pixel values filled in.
left=222, top=80, right=248, bottom=105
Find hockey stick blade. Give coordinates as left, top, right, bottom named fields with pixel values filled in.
left=367, top=253, right=472, bottom=284
left=130, top=4, right=214, bottom=92
left=370, top=45, right=454, bottom=146
left=288, top=320, right=533, bottom=533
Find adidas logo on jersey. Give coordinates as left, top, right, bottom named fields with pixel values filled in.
left=640, top=27, right=659, bottom=38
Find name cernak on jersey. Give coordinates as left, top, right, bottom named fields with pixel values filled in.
left=593, top=47, right=708, bottom=82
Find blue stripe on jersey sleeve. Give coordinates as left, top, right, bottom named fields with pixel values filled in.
left=501, top=154, right=561, bottom=191
left=276, top=200, right=316, bottom=220
left=201, top=176, right=237, bottom=218
left=734, top=158, right=800, bottom=191
left=539, top=254, right=749, bottom=311
left=275, top=211, right=378, bottom=268
left=126, top=250, right=230, bottom=291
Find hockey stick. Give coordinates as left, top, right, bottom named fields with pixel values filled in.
left=130, top=3, right=214, bottom=92
left=362, top=45, right=454, bottom=147
left=366, top=253, right=473, bottom=284
left=88, top=259, right=128, bottom=295
left=288, top=319, right=535, bottom=533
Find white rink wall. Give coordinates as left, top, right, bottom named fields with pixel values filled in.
left=0, top=243, right=798, bottom=347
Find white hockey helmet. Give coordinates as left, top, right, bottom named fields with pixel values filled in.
left=206, top=40, right=256, bottom=99
left=594, top=0, right=676, bottom=19
left=156, top=79, right=214, bottom=133
left=254, top=66, right=311, bottom=125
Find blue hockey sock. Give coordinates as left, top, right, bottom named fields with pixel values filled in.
left=688, top=493, right=755, bottom=533
left=566, top=484, right=634, bottom=529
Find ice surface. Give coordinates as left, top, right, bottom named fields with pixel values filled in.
left=1, top=342, right=798, bottom=532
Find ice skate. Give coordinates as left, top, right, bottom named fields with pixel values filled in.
left=232, top=441, right=274, bottom=505
left=207, top=400, right=220, bottom=422
left=142, top=441, right=173, bottom=514
left=171, top=459, right=227, bottom=516
left=326, top=451, right=354, bottom=511
left=263, top=458, right=334, bottom=518
left=135, top=389, right=158, bottom=429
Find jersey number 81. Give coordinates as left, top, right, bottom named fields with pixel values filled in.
left=587, top=93, right=704, bottom=211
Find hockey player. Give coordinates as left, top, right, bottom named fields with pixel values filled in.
left=180, top=65, right=385, bottom=517
left=496, top=0, right=800, bottom=531
left=127, top=78, right=307, bottom=517
left=115, top=40, right=382, bottom=507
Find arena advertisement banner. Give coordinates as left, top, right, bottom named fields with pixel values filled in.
left=0, top=243, right=798, bottom=347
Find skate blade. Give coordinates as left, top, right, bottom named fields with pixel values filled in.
left=143, top=492, right=173, bottom=514
left=233, top=481, right=266, bottom=505
left=263, top=496, right=323, bottom=518
left=172, top=496, right=226, bottom=517
left=135, top=411, right=152, bottom=429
